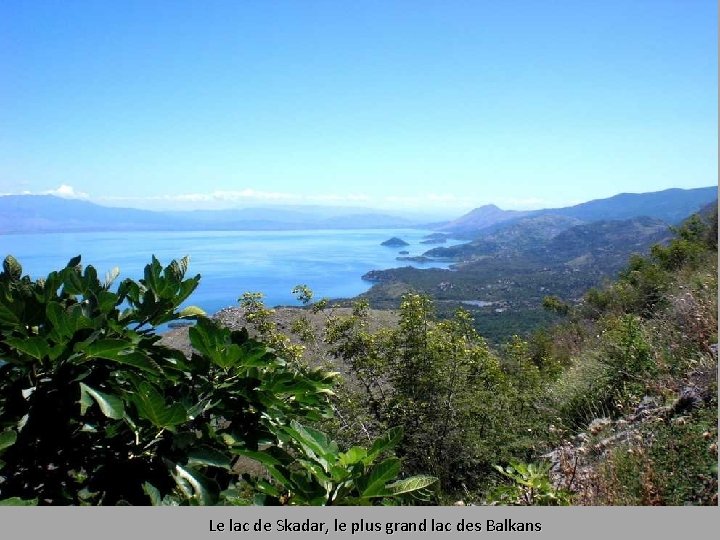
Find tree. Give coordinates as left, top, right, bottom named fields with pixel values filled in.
left=325, top=293, right=517, bottom=492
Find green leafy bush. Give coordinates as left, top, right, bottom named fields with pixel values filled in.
left=324, top=293, right=518, bottom=492
left=0, top=255, right=431, bottom=505
left=236, top=423, right=436, bottom=505
left=486, top=461, right=571, bottom=506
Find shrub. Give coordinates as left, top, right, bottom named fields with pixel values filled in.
left=324, top=294, right=518, bottom=493
left=486, top=461, right=571, bottom=506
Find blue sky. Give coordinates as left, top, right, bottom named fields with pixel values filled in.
left=0, top=1, right=716, bottom=213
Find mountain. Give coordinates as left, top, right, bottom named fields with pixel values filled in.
left=472, top=214, right=584, bottom=249
left=540, top=186, right=718, bottom=224
left=536, top=216, right=671, bottom=271
left=0, top=195, right=176, bottom=233
left=0, top=196, right=418, bottom=234
left=438, top=204, right=529, bottom=235
left=439, top=186, right=717, bottom=236
left=2, top=186, right=716, bottom=235
left=422, top=213, right=671, bottom=272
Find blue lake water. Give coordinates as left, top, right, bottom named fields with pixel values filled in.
left=0, top=229, right=458, bottom=315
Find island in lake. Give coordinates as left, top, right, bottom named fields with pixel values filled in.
left=381, top=237, right=409, bottom=247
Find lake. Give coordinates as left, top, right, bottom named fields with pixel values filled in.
left=0, top=229, right=459, bottom=315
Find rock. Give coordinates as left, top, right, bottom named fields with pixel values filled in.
left=381, top=237, right=409, bottom=247
left=574, top=432, right=590, bottom=444
left=634, top=396, right=661, bottom=416
left=672, top=385, right=704, bottom=414
left=398, top=250, right=409, bottom=255
left=588, top=418, right=612, bottom=435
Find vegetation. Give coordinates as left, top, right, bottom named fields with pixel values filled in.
left=0, top=255, right=434, bottom=505
left=0, top=205, right=716, bottom=505
left=486, top=461, right=572, bottom=506
left=359, top=216, right=673, bottom=344
left=232, top=206, right=718, bottom=505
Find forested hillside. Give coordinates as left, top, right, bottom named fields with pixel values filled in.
left=360, top=215, right=675, bottom=343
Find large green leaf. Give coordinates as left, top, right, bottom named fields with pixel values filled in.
left=254, top=479, right=281, bottom=498
left=381, top=475, right=437, bottom=496
left=296, top=458, right=331, bottom=484
left=166, top=257, right=189, bottom=284
left=113, top=351, right=164, bottom=374
left=0, top=296, right=20, bottom=325
left=143, top=482, right=163, bottom=506
left=65, top=255, right=82, bottom=269
left=4, top=336, right=49, bottom=360
left=338, top=446, right=367, bottom=467
left=143, top=256, right=166, bottom=298
left=79, top=383, right=125, bottom=420
left=62, top=266, right=85, bottom=295
left=232, top=448, right=284, bottom=468
left=0, top=429, right=17, bottom=452
left=46, top=302, right=93, bottom=338
left=173, top=274, right=201, bottom=306
left=366, top=426, right=403, bottom=462
left=0, top=497, right=38, bottom=506
left=187, top=447, right=232, bottom=470
left=76, top=341, right=162, bottom=375
left=129, top=382, right=186, bottom=428
left=188, top=317, right=244, bottom=369
left=237, top=343, right=273, bottom=367
left=93, top=289, right=119, bottom=314
left=283, top=421, right=337, bottom=471
left=83, top=265, right=99, bottom=288
left=78, top=338, right=130, bottom=358
left=178, top=305, right=205, bottom=318
left=359, top=457, right=401, bottom=498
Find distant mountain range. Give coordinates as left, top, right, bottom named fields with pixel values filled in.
left=0, top=196, right=417, bottom=234
left=440, top=186, right=718, bottom=236
left=0, top=186, right=716, bottom=234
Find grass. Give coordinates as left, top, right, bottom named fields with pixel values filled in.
left=593, top=406, right=718, bottom=505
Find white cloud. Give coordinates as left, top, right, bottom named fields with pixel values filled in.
left=0, top=184, right=90, bottom=199
left=41, top=184, right=89, bottom=199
